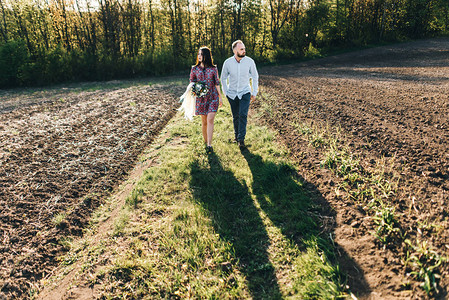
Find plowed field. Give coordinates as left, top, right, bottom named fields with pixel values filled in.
left=0, top=81, right=184, bottom=298
left=258, top=38, right=449, bottom=298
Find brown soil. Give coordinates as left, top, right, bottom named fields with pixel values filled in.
left=257, top=37, right=449, bottom=299
left=0, top=82, right=184, bottom=299
left=36, top=153, right=161, bottom=300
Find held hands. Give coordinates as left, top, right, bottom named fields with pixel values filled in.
left=250, top=95, right=256, bottom=103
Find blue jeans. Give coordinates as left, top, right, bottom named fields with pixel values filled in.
left=227, top=92, right=251, bottom=141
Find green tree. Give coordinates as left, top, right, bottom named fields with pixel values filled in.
left=0, top=39, right=28, bottom=86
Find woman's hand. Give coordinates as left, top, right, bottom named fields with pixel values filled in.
left=217, top=85, right=223, bottom=108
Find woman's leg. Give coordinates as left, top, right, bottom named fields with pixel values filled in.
left=206, top=112, right=216, bottom=146
left=201, top=115, right=208, bottom=145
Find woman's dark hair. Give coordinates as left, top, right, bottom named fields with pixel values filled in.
left=196, top=46, right=215, bottom=68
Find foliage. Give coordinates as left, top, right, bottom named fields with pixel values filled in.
left=0, top=40, right=28, bottom=86
left=304, top=42, right=321, bottom=58
left=0, top=0, right=448, bottom=87
left=405, top=239, right=447, bottom=296
left=372, top=204, right=402, bottom=248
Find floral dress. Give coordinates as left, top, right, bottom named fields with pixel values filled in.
left=189, top=65, right=220, bottom=115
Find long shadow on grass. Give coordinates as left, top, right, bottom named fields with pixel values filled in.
left=241, top=149, right=371, bottom=297
left=190, top=153, right=282, bottom=299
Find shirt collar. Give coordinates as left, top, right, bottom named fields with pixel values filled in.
left=234, top=56, right=246, bottom=63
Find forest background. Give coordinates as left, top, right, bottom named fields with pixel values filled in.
left=0, top=0, right=448, bottom=88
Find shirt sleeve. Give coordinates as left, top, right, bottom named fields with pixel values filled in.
left=220, top=61, right=229, bottom=96
left=250, top=60, right=259, bottom=96
left=189, top=66, right=196, bottom=83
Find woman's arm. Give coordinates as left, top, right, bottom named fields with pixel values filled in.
left=216, top=85, right=223, bottom=107
left=189, top=66, right=196, bottom=83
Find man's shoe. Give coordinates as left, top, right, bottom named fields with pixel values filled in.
left=238, top=140, right=246, bottom=149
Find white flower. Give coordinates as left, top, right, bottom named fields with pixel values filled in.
left=192, top=81, right=209, bottom=97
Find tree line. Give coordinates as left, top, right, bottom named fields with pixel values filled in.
left=0, top=0, right=448, bottom=87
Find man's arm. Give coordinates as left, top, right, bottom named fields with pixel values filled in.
left=220, top=61, right=229, bottom=97
left=250, top=59, right=259, bottom=101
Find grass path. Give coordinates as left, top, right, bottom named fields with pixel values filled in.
left=38, top=101, right=348, bottom=299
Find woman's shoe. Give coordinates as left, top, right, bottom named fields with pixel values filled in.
left=206, top=145, right=213, bottom=154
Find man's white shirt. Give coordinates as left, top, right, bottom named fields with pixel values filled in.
left=220, top=56, right=259, bottom=100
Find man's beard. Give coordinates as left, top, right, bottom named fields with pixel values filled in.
left=237, top=53, right=246, bottom=58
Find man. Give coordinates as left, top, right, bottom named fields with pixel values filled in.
left=220, top=40, right=259, bottom=149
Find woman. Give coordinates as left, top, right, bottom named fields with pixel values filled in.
left=189, top=46, right=222, bottom=154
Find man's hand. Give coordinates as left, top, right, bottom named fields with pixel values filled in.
left=250, top=95, right=256, bottom=102
left=219, top=98, right=223, bottom=107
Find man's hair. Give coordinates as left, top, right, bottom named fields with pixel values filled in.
left=232, top=40, right=243, bottom=50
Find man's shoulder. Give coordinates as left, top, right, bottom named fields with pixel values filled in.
left=244, top=56, right=256, bottom=64
left=223, top=57, right=234, bottom=64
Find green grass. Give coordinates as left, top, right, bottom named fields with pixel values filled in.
left=405, top=239, right=447, bottom=296
left=372, top=204, right=403, bottom=248
left=51, top=212, right=67, bottom=227
left=81, top=102, right=348, bottom=298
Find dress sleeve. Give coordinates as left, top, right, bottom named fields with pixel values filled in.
left=189, top=66, right=196, bottom=83
left=214, top=67, right=220, bottom=86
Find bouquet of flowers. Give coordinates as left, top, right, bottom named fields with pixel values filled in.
left=192, top=81, right=209, bottom=97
